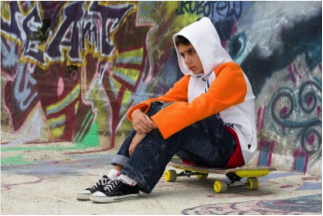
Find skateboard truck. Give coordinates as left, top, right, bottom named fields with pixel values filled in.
left=177, top=170, right=242, bottom=184
left=225, top=172, right=242, bottom=183
left=165, top=169, right=209, bottom=182
left=178, top=170, right=193, bottom=177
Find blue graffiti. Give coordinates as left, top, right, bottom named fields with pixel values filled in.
left=175, top=1, right=243, bottom=19
left=14, top=63, right=38, bottom=111
left=269, top=81, right=322, bottom=154
left=1, top=38, right=19, bottom=69
left=228, top=32, right=247, bottom=63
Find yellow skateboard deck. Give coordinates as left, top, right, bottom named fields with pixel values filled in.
left=165, top=158, right=276, bottom=193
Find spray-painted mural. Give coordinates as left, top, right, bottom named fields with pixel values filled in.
left=1, top=1, right=322, bottom=174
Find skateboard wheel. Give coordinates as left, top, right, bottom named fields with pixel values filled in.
left=246, top=177, right=259, bottom=190
left=164, top=170, right=177, bottom=182
left=213, top=180, right=228, bottom=193
left=196, top=173, right=208, bottom=180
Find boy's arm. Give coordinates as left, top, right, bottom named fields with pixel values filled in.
left=151, top=62, right=248, bottom=139
left=127, top=75, right=190, bottom=121
left=129, top=133, right=147, bottom=155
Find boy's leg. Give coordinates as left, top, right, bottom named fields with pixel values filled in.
left=175, top=116, right=237, bottom=167
left=110, top=101, right=165, bottom=167
left=119, top=115, right=236, bottom=194
left=78, top=101, right=164, bottom=201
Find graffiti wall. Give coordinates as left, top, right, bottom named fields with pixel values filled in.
left=1, top=1, right=321, bottom=174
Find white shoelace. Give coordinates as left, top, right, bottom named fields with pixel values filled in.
left=92, top=176, right=109, bottom=189
left=103, top=179, right=123, bottom=192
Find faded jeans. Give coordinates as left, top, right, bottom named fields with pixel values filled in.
left=111, top=101, right=236, bottom=193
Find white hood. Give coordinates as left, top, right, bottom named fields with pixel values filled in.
left=173, top=17, right=232, bottom=77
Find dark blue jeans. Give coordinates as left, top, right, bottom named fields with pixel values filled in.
left=111, top=102, right=236, bottom=193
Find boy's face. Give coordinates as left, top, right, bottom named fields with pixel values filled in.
left=178, top=44, right=203, bottom=75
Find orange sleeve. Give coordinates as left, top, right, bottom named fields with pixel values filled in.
left=127, top=75, right=190, bottom=120
left=151, top=62, right=247, bottom=139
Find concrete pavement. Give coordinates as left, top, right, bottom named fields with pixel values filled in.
left=1, top=142, right=322, bottom=215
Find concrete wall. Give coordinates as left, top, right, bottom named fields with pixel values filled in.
left=1, top=1, right=321, bottom=174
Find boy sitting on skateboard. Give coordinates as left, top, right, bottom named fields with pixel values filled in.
left=77, top=17, right=257, bottom=203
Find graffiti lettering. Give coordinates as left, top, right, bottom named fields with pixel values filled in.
left=14, top=63, right=38, bottom=111
left=88, top=2, right=135, bottom=57
left=1, top=2, right=135, bottom=66
left=1, top=40, right=18, bottom=70
left=1, top=2, right=22, bottom=44
left=1, top=1, right=148, bottom=147
left=3, top=62, right=39, bottom=131
left=45, top=2, right=83, bottom=62
left=175, top=1, right=242, bottom=19
left=46, top=2, right=135, bottom=63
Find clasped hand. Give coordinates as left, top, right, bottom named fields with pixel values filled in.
left=131, top=109, right=157, bottom=134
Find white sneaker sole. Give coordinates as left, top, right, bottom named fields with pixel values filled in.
left=90, top=191, right=139, bottom=203
left=76, top=190, right=91, bottom=201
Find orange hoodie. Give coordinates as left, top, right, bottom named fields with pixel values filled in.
left=128, top=62, right=246, bottom=138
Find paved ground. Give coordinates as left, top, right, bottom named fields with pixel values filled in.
left=1, top=142, right=322, bottom=215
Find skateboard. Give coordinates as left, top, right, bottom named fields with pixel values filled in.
left=164, top=158, right=276, bottom=193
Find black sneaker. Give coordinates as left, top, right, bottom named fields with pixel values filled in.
left=77, top=175, right=110, bottom=200
left=90, top=179, right=139, bottom=203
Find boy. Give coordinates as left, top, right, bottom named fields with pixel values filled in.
left=77, top=17, right=257, bottom=203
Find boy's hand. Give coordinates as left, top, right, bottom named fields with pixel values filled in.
left=131, top=109, right=157, bottom=134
